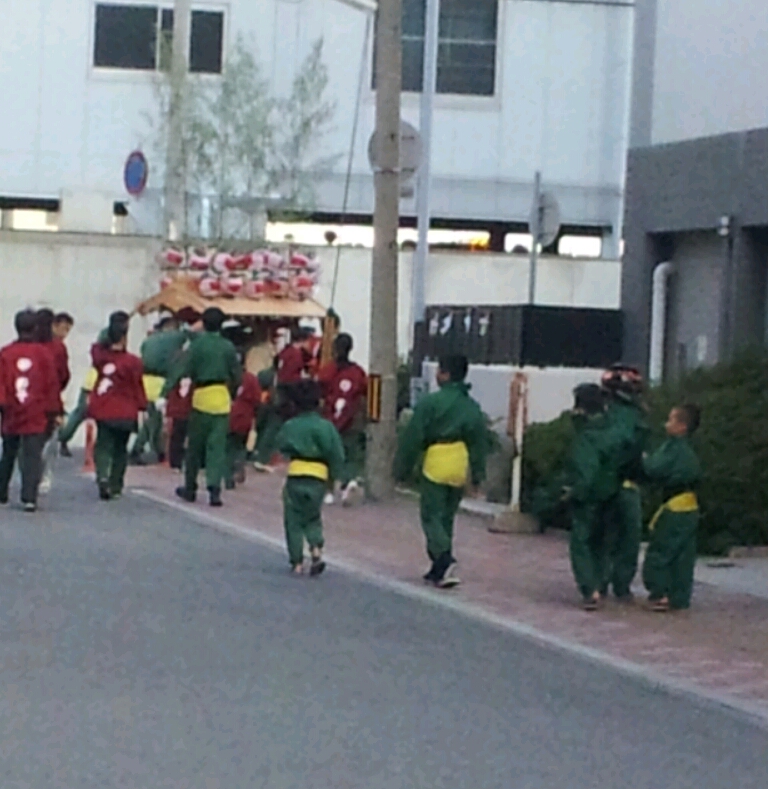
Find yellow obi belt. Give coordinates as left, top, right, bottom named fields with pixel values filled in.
left=143, top=374, right=166, bottom=403
left=423, top=441, right=469, bottom=488
left=649, top=492, right=698, bottom=532
left=84, top=367, right=99, bottom=393
left=288, top=460, right=329, bottom=481
left=192, top=384, right=231, bottom=415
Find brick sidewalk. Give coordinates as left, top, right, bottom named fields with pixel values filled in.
left=127, top=464, right=768, bottom=721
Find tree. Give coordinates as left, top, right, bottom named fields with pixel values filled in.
left=272, top=40, right=340, bottom=210
left=144, top=35, right=338, bottom=241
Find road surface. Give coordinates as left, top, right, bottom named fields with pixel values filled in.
left=1, top=468, right=766, bottom=788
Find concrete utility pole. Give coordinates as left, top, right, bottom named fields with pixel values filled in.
left=366, top=0, right=402, bottom=501
left=165, top=0, right=191, bottom=240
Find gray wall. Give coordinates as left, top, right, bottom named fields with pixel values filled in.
left=622, top=128, right=768, bottom=373
left=664, top=233, right=724, bottom=379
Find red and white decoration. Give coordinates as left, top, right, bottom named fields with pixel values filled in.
left=157, top=245, right=321, bottom=302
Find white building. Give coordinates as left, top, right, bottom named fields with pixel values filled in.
left=1, top=0, right=634, bottom=253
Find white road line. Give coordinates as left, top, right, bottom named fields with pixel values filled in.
left=133, top=488, right=768, bottom=729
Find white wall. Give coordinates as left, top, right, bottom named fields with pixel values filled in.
left=0, top=0, right=633, bottom=229
left=422, top=361, right=603, bottom=428
left=0, top=232, right=159, bottom=416
left=0, top=232, right=620, bottom=435
left=652, top=0, right=768, bottom=145
left=316, top=248, right=621, bottom=369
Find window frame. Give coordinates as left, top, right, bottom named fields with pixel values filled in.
left=373, top=0, right=502, bottom=101
left=365, top=0, right=507, bottom=111
left=89, top=1, right=227, bottom=80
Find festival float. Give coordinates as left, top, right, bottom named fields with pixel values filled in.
left=136, top=243, right=336, bottom=370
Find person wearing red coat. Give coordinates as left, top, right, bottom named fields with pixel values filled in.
left=0, top=310, right=62, bottom=511
left=276, top=328, right=312, bottom=387
left=165, top=351, right=193, bottom=472
left=225, top=370, right=262, bottom=489
left=89, top=314, right=148, bottom=500
left=317, top=333, right=368, bottom=505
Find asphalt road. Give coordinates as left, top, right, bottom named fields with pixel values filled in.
left=1, top=467, right=767, bottom=788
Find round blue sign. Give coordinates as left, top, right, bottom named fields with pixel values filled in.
left=124, top=150, right=149, bottom=197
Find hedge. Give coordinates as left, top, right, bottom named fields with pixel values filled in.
left=522, top=353, right=768, bottom=555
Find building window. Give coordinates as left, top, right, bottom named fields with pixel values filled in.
left=94, top=4, right=158, bottom=70
left=375, top=0, right=498, bottom=96
left=93, top=4, right=224, bottom=74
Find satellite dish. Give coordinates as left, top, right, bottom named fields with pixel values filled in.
left=529, top=191, right=561, bottom=248
left=368, top=120, right=423, bottom=198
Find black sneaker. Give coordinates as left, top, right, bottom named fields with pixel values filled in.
left=59, top=442, right=72, bottom=458
left=175, top=486, right=196, bottom=503
left=22, top=502, right=37, bottom=514
left=208, top=487, right=223, bottom=507
left=0, top=492, right=8, bottom=505
left=423, top=564, right=438, bottom=583
left=98, top=482, right=111, bottom=501
left=310, top=554, right=326, bottom=577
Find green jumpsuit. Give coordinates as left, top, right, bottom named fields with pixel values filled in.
left=642, top=436, right=702, bottom=609
left=393, top=382, right=489, bottom=565
left=276, top=412, right=345, bottom=566
left=254, top=366, right=282, bottom=465
left=164, top=331, right=241, bottom=494
left=132, top=329, right=189, bottom=460
left=602, top=398, right=650, bottom=597
left=566, top=414, right=618, bottom=601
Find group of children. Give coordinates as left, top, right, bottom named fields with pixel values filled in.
left=565, top=366, right=702, bottom=612
left=0, top=308, right=74, bottom=511
left=1, top=308, right=703, bottom=606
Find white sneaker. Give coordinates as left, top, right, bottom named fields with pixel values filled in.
left=38, top=473, right=52, bottom=495
left=253, top=462, right=275, bottom=474
left=341, top=480, right=364, bottom=507
left=437, top=562, right=461, bottom=589
left=323, top=493, right=336, bottom=506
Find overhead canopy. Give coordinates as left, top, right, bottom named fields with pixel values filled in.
left=136, top=276, right=327, bottom=319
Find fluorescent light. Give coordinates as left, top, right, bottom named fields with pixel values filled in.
left=333, top=0, right=377, bottom=13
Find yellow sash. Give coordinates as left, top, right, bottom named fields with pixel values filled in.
left=288, top=460, right=329, bottom=481
left=192, top=384, right=231, bottom=415
left=84, top=367, right=99, bottom=393
left=143, top=374, right=166, bottom=403
left=423, top=441, right=469, bottom=488
left=623, top=480, right=639, bottom=491
left=648, top=492, right=698, bottom=532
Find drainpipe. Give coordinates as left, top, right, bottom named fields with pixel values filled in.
left=649, top=261, right=674, bottom=384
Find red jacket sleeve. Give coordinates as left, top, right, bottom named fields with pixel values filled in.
left=41, top=348, right=62, bottom=415
left=55, top=340, right=71, bottom=392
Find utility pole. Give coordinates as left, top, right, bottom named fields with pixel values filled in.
left=366, top=0, right=402, bottom=501
left=412, top=0, right=440, bottom=330
left=165, top=0, right=191, bottom=241
left=528, top=170, right=542, bottom=304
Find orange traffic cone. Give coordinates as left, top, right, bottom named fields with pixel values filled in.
left=82, top=420, right=96, bottom=474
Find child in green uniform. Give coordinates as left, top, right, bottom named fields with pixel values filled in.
left=642, top=404, right=702, bottom=612
left=276, top=381, right=345, bottom=576
left=162, top=308, right=241, bottom=507
left=565, top=383, right=617, bottom=610
left=393, top=355, right=489, bottom=589
left=601, top=365, right=650, bottom=601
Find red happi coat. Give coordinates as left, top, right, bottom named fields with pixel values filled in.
left=166, top=376, right=193, bottom=420
left=229, top=372, right=263, bottom=435
left=318, top=360, right=368, bottom=434
left=0, top=341, right=61, bottom=435
left=88, top=344, right=148, bottom=423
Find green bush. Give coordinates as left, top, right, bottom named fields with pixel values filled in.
left=521, top=352, right=768, bottom=554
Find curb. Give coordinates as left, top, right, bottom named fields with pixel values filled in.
left=132, top=486, right=768, bottom=730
